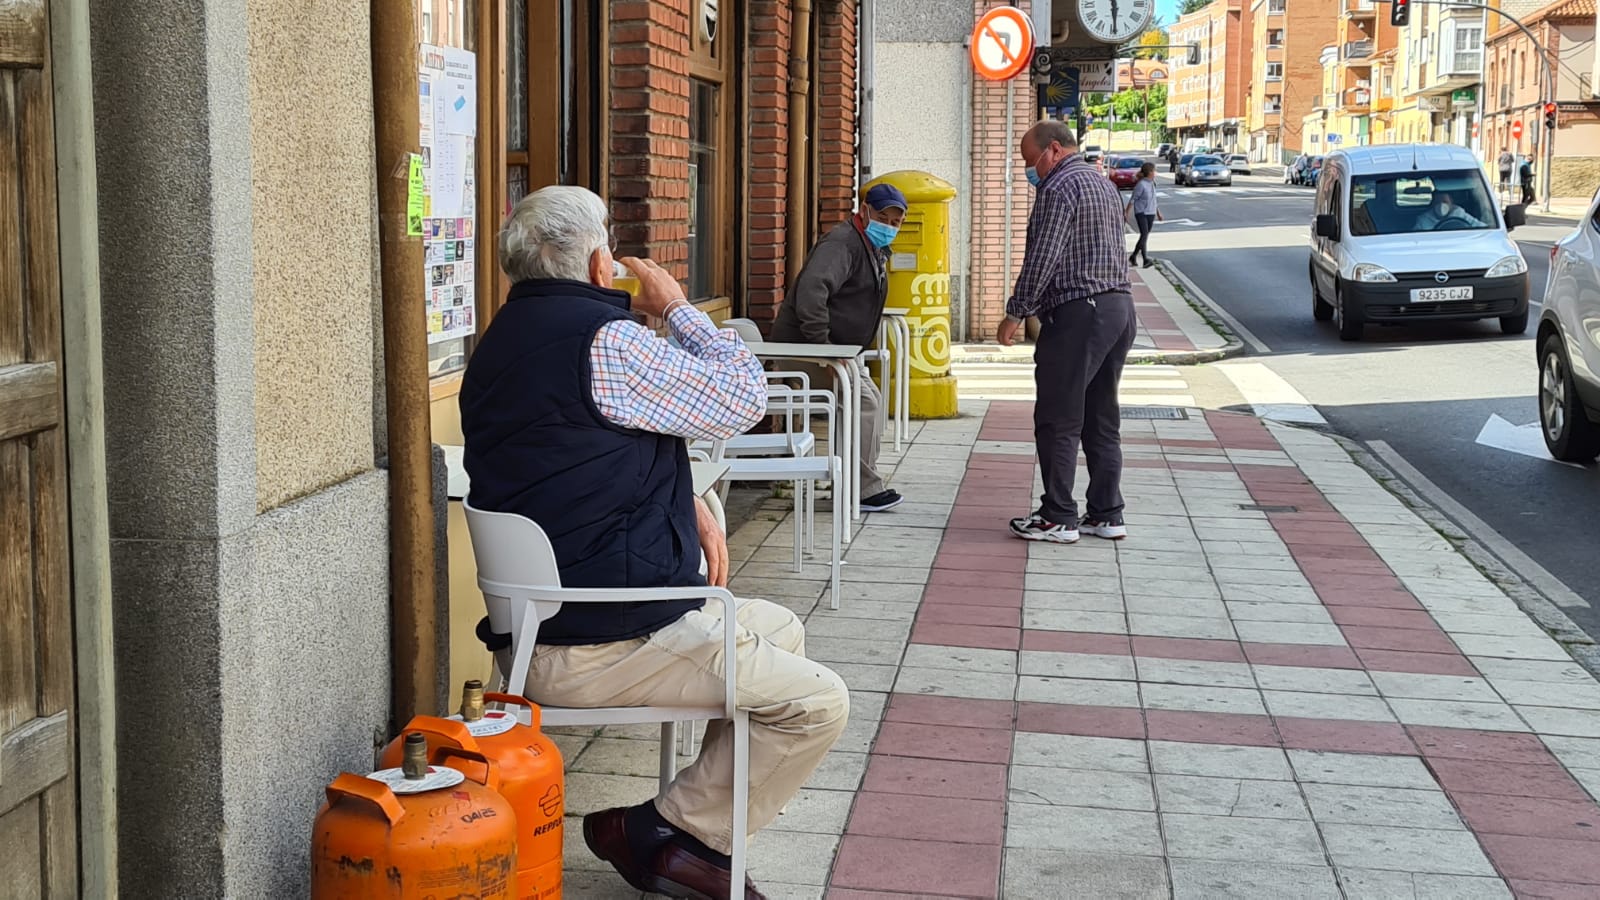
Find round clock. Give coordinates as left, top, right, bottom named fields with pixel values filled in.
left=1076, top=0, right=1153, bottom=45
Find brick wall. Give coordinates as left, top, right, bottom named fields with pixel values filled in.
left=610, top=0, right=693, bottom=278
left=608, top=0, right=857, bottom=326
left=968, top=0, right=1034, bottom=340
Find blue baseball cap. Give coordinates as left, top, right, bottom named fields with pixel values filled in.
left=863, top=183, right=908, bottom=213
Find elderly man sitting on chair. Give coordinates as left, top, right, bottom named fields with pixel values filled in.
left=460, top=186, right=850, bottom=900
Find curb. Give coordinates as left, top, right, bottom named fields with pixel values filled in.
left=1153, top=259, right=1250, bottom=362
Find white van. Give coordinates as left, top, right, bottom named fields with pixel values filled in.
left=1309, top=144, right=1530, bottom=341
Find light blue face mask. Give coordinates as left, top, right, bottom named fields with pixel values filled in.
left=1025, top=166, right=1042, bottom=188
left=864, top=219, right=899, bottom=249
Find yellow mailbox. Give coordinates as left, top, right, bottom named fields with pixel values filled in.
left=862, top=170, right=959, bottom=419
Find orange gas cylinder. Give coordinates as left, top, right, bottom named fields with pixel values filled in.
left=379, top=681, right=565, bottom=899
left=311, top=733, right=518, bottom=899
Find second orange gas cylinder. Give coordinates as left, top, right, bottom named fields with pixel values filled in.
left=380, top=680, right=565, bottom=899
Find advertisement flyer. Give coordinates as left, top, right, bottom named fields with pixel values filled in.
left=419, top=43, right=478, bottom=345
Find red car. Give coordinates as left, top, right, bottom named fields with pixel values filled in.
left=1108, top=156, right=1145, bottom=190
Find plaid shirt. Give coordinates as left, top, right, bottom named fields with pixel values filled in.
left=590, top=304, right=766, bottom=440
left=1007, top=154, right=1132, bottom=319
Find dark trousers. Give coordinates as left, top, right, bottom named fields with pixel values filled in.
left=1033, top=292, right=1138, bottom=526
left=1132, top=214, right=1156, bottom=264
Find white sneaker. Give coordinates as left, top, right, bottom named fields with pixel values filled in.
left=1009, top=513, right=1081, bottom=544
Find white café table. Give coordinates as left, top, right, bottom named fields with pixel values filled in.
left=748, top=342, right=864, bottom=537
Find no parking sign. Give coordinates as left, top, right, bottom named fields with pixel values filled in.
left=970, top=6, right=1035, bottom=81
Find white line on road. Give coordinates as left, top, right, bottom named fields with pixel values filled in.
left=1159, top=262, right=1273, bottom=354
left=1368, top=439, right=1590, bottom=610
left=1216, top=362, right=1329, bottom=426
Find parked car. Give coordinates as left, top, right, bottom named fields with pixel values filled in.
left=1156, top=142, right=1175, bottom=158
left=1083, top=145, right=1105, bottom=168
left=1183, top=155, right=1233, bottom=187
left=1175, top=153, right=1197, bottom=182
left=1309, top=144, right=1530, bottom=342
left=1109, top=156, right=1145, bottom=190
left=1226, top=154, right=1252, bottom=175
left=1537, top=187, right=1600, bottom=461
left=1308, top=156, right=1325, bottom=187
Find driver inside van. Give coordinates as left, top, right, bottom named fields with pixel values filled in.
left=1415, top=190, right=1486, bottom=230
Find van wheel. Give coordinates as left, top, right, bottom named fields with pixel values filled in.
left=1500, top=310, right=1529, bottom=335
left=1311, top=264, right=1333, bottom=321
left=1335, top=285, right=1363, bottom=341
left=1540, top=334, right=1600, bottom=461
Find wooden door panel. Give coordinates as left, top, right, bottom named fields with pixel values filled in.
left=0, top=0, right=79, bottom=891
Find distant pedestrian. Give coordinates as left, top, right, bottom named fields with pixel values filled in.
left=1126, top=162, right=1163, bottom=269
left=999, top=120, right=1137, bottom=545
left=1497, top=147, right=1515, bottom=193
left=1519, top=157, right=1536, bottom=206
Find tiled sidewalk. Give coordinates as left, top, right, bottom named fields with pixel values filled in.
left=553, top=401, right=1600, bottom=899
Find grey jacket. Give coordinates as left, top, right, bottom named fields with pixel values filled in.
left=770, top=220, right=888, bottom=349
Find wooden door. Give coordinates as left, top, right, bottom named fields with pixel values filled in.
left=0, top=2, right=78, bottom=896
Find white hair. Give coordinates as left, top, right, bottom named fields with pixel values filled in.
left=498, top=186, right=609, bottom=282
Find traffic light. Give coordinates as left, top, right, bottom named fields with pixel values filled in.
left=1187, top=43, right=1201, bottom=66
left=1391, top=0, right=1411, bottom=27
left=1545, top=102, right=1558, bottom=131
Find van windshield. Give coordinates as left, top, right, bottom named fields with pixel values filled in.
left=1349, top=170, right=1496, bottom=236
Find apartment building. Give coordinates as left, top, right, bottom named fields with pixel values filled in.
left=1169, top=0, right=1252, bottom=150
left=1482, top=0, right=1600, bottom=198
left=1327, top=0, right=1400, bottom=145
left=1246, top=0, right=1339, bottom=162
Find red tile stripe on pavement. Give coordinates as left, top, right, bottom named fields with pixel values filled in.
left=825, top=401, right=1600, bottom=896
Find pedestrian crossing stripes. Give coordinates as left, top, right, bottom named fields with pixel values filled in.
left=953, top=361, right=1195, bottom=407
left=1159, top=187, right=1310, bottom=198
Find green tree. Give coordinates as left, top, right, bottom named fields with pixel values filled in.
left=1180, top=0, right=1211, bottom=13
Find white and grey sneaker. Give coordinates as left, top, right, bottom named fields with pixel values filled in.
left=1079, top=516, right=1128, bottom=540
left=1009, top=513, right=1080, bottom=544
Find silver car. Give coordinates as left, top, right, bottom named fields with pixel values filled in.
left=1538, top=188, right=1600, bottom=461
left=1183, top=155, right=1233, bottom=187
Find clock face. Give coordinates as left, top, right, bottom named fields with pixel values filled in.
left=1077, top=0, right=1154, bottom=44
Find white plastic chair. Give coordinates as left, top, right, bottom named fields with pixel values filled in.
left=463, top=502, right=750, bottom=891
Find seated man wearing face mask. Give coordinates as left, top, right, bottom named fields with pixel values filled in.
left=1415, top=190, right=1487, bottom=230
left=769, top=183, right=908, bottom=512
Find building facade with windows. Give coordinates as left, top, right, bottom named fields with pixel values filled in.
left=1246, top=0, right=1339, bottom=162
left=1482, top=0, right=1600, bottom=198
left=1169, top=0, right=1253, bottom=150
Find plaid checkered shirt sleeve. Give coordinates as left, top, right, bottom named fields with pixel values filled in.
left=1007, top=156, right=1132, bottom=320
left=589, top=305, right=767, bottom=441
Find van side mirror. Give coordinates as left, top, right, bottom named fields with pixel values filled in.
left=1315, top=214, right=1340, bottom=241
left=1503, top=204, right=1527, bottom=231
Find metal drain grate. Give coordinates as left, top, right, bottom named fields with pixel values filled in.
left=1239, top=503, right=1298, bottom=513
left=1122, top=406, right=1189, bottom=420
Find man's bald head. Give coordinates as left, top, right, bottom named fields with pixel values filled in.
left=1022, top=120, right=1078, bottom=155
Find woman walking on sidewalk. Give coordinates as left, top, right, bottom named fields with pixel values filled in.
left=1126, top=162, right=1162, bottom=269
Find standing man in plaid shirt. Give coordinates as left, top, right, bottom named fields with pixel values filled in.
left=462, top=186, right=848, bottom=900
left=999, top=121, right=1138, bottom=544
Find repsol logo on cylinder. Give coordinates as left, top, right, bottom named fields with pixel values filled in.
left=532, top=819, right=562, bottom=836
left=460, top=807, right=499, bottom=824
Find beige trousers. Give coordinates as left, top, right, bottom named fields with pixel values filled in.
left=520, top=598, right=849, bottom=854
left=788, top=359, right=886, bottom=499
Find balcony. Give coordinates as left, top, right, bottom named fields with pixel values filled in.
left=1345, top=0, right=1377, bottom=17
left=1343, top=41, right=1374, bottom=62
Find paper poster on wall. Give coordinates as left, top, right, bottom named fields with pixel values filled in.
left=420, top=43, right=478, bottom=346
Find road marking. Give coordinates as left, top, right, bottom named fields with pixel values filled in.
left=1158, top=261, right=1273, bottom=354
left=1474, top=413, right=1584, bottom=467
left=953, top=361, right=1195, bottom=406
left=1367, top=439, right=1590, bottom=610
left=1216, top=362, right=1329, bottom=426
left=1163, top=218, right=1207, bottom=227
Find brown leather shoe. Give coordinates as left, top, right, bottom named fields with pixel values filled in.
left=580, top=807, right=659, bottom=894
left=648, top=843, right=767, bottom=900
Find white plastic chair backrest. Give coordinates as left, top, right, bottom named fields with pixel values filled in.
left=723, top=318, right=764, bottom=345
left=462, top=500, right=565, bottom=687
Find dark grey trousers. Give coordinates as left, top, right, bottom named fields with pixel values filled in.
left=1033, top=292, right=1138, bottom=526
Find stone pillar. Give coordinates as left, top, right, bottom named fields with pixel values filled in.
left=89, top=0, right=391, bottom=894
